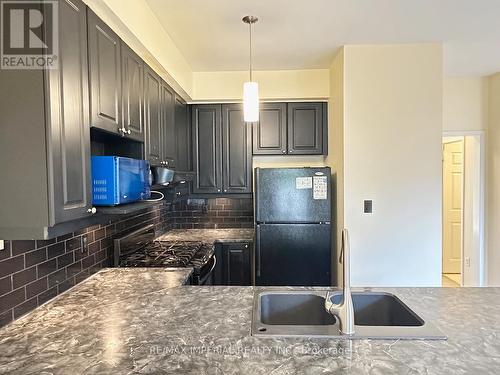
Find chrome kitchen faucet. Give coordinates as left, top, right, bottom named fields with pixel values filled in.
left=324, top=229, right=355, bottom=335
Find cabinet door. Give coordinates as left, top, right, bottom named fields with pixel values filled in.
left=222, top=243, right=252, bottom=286
left=222, top=104, right=252, bottom=193
left=175, top=96, right=190, bottom=171
left=287, top=102, right=326, bottom=155
left=46, top=0, right=91, bottom=224
left=192, top=105, right=222, bottom=193
left=144, top=67, right=162, bottom=164
left=121, top=43, right=144, bottom=142
left=87, top=9, right=121, bottom=134
left=160, top=82, right=176, bottom=166
left=252, top=103, right=287, bottom=155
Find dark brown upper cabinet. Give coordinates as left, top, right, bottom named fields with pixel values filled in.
left=160, top=82, right=176, bottom=167
left=252, top=103, right=287, bottom=155
left=87, top=9, right=121, bottom=135
left=287, top=102, right=327, bottom=155
left=222, top=104, right=252, bottom=194
left=0, top=0, right=93, bottom=238
left=191, top=105, right=222, bottom=193
left=252, top=102, right=327, bottom=156
left=121, top=43, right=144, bottom=142
left=143, top=66, right=162, bottom=164
left=192, top=104, right=252, bottom=195
left=175, top=96, right=191, bottom=171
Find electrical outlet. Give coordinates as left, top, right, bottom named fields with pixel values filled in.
left=0, top=240, right=4, bottom=251
left=465, top=257, right=471, bottom=267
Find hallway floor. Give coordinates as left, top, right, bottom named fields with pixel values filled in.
left=442, top=273, right=461, bottom=287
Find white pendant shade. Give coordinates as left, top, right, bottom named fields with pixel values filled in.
left=243, top=81, right=259, bottom=122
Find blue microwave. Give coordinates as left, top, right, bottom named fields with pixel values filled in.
left=91, top=156, right=151, bottom=206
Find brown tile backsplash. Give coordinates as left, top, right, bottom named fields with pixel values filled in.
left=171, top=197, right=254, bottom=229
left=0, top=201, right=173, bottom=329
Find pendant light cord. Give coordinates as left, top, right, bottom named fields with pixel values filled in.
left=249, top=21, right=253, bottom=81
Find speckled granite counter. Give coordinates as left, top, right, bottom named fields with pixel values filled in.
left=1, top=279, right=500, bottom=374
left=156, top=228, right=254, bottom=244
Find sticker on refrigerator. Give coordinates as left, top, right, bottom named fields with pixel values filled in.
left=313, top=176, right=328, bottom=199
left=296, top=177, right=313, bottom=189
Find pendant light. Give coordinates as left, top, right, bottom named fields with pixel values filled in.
left=242, top=15, right=259, bottom=122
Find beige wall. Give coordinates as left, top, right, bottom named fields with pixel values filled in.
left=342, top=44, right=443, bottom=287
left=487, top=73, right=500, bottom=285
left=443, top=77, right=489, bottom=132
left=192, top=70, right=329, bottom=101
left=325, top=48, right=345, bottom=286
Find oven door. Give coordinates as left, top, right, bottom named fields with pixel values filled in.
left=197, top=255, right=217, bottom=285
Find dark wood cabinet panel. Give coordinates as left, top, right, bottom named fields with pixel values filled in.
left=160, top=82, right=176, bottom=166
left=46, top=0, right=91, bottom=224
left=191, top=105, right=222, bottom=193
left=287, top=102, right=326, bottom=155
left=87, top=9, right=121, bottom=134
left=175, top=96, right=190, bottom=171
left=252, top=103, right=287, bottom=155
left=214, top=242, right=252, bottom=286
left=222, top=104, right=252, bottom=193
left=143, top=67, right=162, bottom=164
left=121, top=43, right=144, bottom=142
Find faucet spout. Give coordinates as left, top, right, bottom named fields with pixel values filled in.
left=325, top=228, right=355, bottom=335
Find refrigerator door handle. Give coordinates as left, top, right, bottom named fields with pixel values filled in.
left=256, top=227, right=261, bottom=277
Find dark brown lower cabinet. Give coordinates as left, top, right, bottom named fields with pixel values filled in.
left=214, top=242, right=253, bottom=286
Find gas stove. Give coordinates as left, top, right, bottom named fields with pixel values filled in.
left=114, top=225, right=216, bottom=285
left=119, top=241, right=212, bottom=268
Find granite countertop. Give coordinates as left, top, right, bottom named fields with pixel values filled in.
left=156, top=228, right=254, bottom=244
left=1, top=272, right=500, bottom=374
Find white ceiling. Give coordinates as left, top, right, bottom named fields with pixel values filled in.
left=146, top=0, right=500, bottom=77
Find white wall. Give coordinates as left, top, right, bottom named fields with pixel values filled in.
left=343, top=44, right=443, bottom=287
left=443, top=77, right=489, bottom=132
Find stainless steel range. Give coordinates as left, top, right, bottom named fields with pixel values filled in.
left=113, top=225, right=216, bottom=285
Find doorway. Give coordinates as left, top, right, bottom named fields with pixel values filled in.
left=442, top=132, right=485, bottom=287
left=442, top=138, right=464, bottom=287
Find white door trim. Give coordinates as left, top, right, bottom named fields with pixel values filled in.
left=443, top=131, right=486, bottom=286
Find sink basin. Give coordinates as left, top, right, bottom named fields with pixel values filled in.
left=252, top=290, right=446, bottom=340
left=329, top=292, right=423, bottom=327
left=261, top=293, right=336, bottom=325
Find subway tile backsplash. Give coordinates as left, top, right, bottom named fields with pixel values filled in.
left=0, top=202, right=172, bottom=328
left=0, top=196, right=255, bottom=328
left=171, top=198, right=254, bottom=229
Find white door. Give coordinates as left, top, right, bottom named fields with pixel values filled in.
left=443, top=140, right=464, bottom=274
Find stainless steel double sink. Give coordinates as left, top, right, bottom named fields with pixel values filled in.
left=251, top=290, right=446, bottom=340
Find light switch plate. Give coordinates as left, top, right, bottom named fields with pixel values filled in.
left=0, top=240, right=4, bottom=251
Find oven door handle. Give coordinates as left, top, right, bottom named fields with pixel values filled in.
left=199, top=255, right=217, bottom=285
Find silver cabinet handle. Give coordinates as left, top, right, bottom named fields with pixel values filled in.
left=217, top=189, right=221, bottom=192
left=87, top=207, right=96, bottom=214
left=127, top=129, right=131, bottom=135
left=282, top=150, right=286, bottom=154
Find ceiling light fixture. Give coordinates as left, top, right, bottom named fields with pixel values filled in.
left=242, top=15, right=259, bottom=123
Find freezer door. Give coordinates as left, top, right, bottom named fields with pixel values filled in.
left=255, top=167, right=331, bottom=223
left=255, top=224, right=331, bottom=286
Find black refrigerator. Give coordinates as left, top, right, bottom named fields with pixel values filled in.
left=254, top=167, right=332, bottom=286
